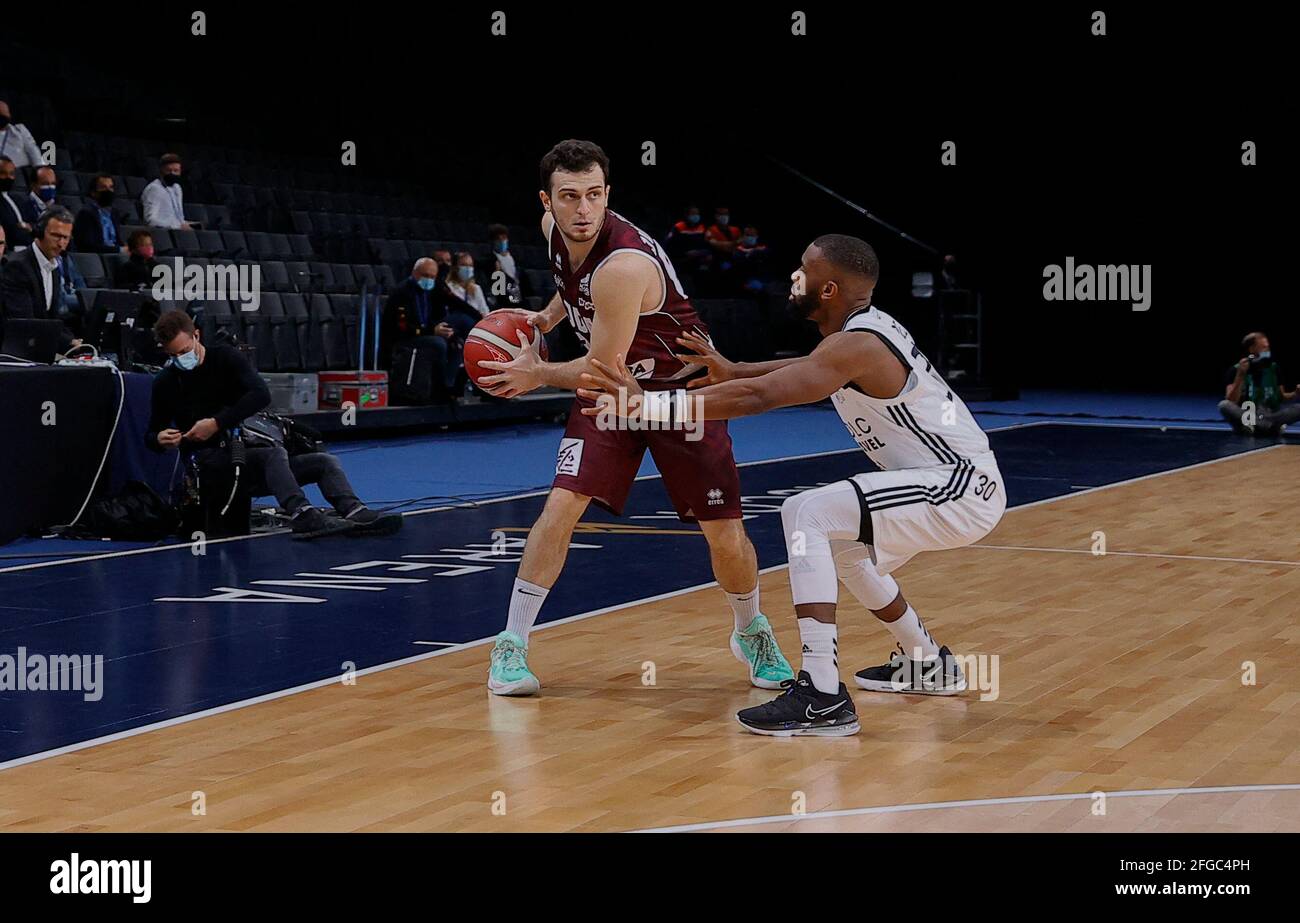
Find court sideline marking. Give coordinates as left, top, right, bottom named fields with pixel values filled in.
left=0, top=434, right=1285, bottom=774
left=632, top=783, right=1300, bottom=833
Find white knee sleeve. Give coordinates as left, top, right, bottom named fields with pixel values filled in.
left=781, top=483, right=863, bottom=606
left=832, top=539, right=899, bottom=611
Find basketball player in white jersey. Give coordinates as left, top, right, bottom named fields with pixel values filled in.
left=577, top=234, right=1006, bottom=737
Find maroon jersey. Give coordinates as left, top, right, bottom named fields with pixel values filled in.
left=549, top=210, right=708, bottom=387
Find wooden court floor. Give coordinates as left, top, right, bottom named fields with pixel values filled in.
left=0, top=444, right=1296, bottom=833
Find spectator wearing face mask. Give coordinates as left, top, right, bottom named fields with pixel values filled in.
left=665, top=204, right=711, bottom=273
left=141, top=153, right=192, bottom=230
left=0, top=156, right=38, bottom=249
left=27, top=165, right=58, bottom=216
left=487, top=223, right=523, bottom=308
left=0, top=101, right=44, bottom=173
left=734, top=224, right=771, bottom=294
left=705, top=206, right=741, bottom=255
left=1220, top=332, right=1298, bottom=436
left=433, top=248, right=454, bottom=281
left=445, top=251, right=490, bottom=317
left=74, top=174, right=128, bottom=254
left=380, top=257, right=468, bottom=395
left=114, top=230, right=160, bottom=290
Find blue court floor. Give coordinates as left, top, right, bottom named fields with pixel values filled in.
left=0, top=408, right=1291, bottom=768
left=1, top=389, right=1287, bottom=568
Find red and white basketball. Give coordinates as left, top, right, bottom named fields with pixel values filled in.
left=464, top=312, right=549, bottom=390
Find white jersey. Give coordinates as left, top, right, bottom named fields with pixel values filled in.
left=829, top=305, right=992, bottom=470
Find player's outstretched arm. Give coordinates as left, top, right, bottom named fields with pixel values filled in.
left=579, top=331, right=891, bottom=423
left=673, top=329, right=807, bottom=388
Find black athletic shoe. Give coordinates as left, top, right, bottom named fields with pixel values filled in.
left=736, top=671, right=860, bottom=737
left=854, top=644, right=966, bottom=695
left=344, top=507, right=404, bottom=536
left=290, top=507, right=357, bottom=540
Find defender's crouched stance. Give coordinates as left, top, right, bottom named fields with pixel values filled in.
left=579, top=234, right=1005, bottom=737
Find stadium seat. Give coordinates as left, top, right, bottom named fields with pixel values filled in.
left=71, top=253, right=107, bottom=288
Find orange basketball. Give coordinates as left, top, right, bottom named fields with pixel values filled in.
left=464, top=312, right=549, bottom=389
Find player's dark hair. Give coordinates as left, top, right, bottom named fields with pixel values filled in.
left=488, top=223, right=509, bottom=239
left=127, top=228, right=153, bottom=250
left=539, top=139, right=610, bottom=193
left=159, top=152, right=182, bottom=169
left=1242, top=332, right=1264, bottom=352
left=812, top=233, right=880, bottom=281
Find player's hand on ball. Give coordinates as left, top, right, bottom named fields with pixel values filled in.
left=477, top=327, right=546, bottom=398
left=674, top=330, right=734, bottom=388
left=489, top=307, right=555, bottom=334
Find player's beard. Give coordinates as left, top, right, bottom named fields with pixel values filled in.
left=789, top=291, right=820, bottom=319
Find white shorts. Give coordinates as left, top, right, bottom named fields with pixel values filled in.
left=846, top=452, right=1006, bottom=575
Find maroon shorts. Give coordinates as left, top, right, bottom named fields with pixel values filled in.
left=552, top=394, right=743, bottom=522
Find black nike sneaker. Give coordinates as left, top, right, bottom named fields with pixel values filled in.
left=343, top=507, right=405, bottom=536
left=290, top=507, right=357, bottom=540
left=736, top=671, right=860, bottom=737
left=854, top=644, right=966, bottom=695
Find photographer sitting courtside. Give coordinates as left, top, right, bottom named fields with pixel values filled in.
left=1220, top=331, right=1298, bottom=437
left=146, top=311, right=403, bottom=538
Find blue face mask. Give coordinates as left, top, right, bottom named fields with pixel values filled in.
left=38, top=185, right=56, bottom=202
left=494, top=240, right=509, bottom=253
left=686, top=214, right=700, bottom=225
left=174, top=348, right=199, bottom=371
left=457, top=266, right=475, bottom=282
left=742, top=236, right=758, bottom=247
left=416, top=277, right=436, bottom=291
left=1256, top=350, right=1272, bottom=361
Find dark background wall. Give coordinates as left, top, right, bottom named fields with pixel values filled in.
left=3, top=4, right=1288, bottom=396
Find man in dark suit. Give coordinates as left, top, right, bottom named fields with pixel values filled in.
left=0, top=205, right=79, bottom=352
left=0, top=155, right=38, bottom=249
left=380, top=257, right=481, bottom=398
left=73, top=173, right=127, bottom=254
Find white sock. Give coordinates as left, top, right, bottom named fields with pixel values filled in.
left=726, top=584, right=762, bottom=632
left=505, top=577, right=548, bottom=644
left=883, top=605, right=940, bottom=660
left=797, top=617, right=839, bottom=694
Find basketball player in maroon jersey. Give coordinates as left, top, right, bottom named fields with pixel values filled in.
left=476, top=139, right=793, bottom=695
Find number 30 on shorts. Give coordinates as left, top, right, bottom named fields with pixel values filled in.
left=973, top=473, right=998, bottom=501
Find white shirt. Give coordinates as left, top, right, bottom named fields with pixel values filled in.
left=829, top=304, right=993, bottom=470
left=495, top=251, right=518, bottom=282
left=0, top=123, right=44, bottom=171
left=446, top=278, right=489, bottom=316
left=32, top=243, right=56, bottom=312
left=141, top=178, right=186, bottom=229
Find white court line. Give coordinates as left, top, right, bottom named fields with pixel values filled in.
left=0, top=421, right=1048, bottom=575
left=632, top=783, right=1300, bottom=833
left=0, top=425, right=1282, bottom=774
left=0, top=564, right=788, bottom=773
left=971, top=544, right=1300, bottom=567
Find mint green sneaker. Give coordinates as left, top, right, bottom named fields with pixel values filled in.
left=729, top=614, right=795, bottom=689
left=488, top=631, right=540, bottom=696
